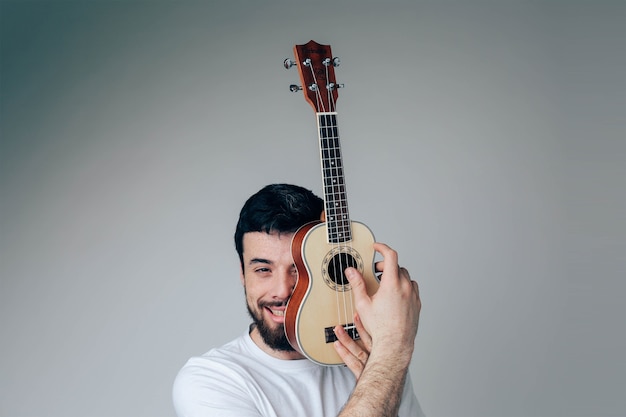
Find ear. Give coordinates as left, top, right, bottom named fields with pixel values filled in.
left=239, top=262, right=245, bottom=286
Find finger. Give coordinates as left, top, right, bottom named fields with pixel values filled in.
left=399, top=267, right=413, bottom=285
left=373, top=242, right=399, bottom=279
left=354, top=313, right=371, bottom=351
left=334, top=325, right=368, bottom=363
left=373, top=242, right=398, bottom=262
left=333, top=340, right=365, bottom=379
left=412, top=280, right=421, bottom=306
left=344, top=267, right=370, bottom=309
left=333, top=325, right=367, bottom=378
left=375, top=264, right=410, bottom=282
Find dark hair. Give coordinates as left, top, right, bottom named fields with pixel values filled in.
left=234, top=184, right=324, bottom=266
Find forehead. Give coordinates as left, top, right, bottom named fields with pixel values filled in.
left=242, top=231, right=295, bottom=262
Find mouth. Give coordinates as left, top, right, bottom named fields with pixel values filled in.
left=263, top=304, right=287, bottom=322
left=268, top=307, right=285, bottom=317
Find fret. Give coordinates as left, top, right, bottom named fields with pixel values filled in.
left=317, top=112, right=351, bottom=243
left=324, top=177, right=345, bottom=186
left=321, top=137, right=340, bottom=147
left=323, top=169, right=344, bottom=180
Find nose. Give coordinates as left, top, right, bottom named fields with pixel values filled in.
left=273, top=268, right=296, bottom=300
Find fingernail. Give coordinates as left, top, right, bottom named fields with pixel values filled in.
left=345, top=267, right=355, bottom=279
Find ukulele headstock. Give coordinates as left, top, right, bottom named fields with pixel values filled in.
left=285, top=40, right=342, bottom=113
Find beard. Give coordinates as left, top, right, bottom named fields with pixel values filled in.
left=246, top=300, right=295, bottom=352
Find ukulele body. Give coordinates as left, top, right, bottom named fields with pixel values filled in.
left=285, top=220, right=379, bottom=365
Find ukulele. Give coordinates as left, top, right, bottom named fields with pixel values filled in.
left=283, top=40, right=380, bottom=366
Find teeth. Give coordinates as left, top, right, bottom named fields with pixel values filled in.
left=270, top=309, right=285, bottom=317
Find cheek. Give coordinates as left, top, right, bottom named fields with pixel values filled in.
left=243, top=280, right=261, bottom=304
left=244, top=281, right=275, bottom=310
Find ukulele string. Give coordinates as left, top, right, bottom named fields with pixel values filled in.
left=310, top=60, right=345, bottom=329
left=323, top=61, right=355, bottom=335
left=309, top=62, right=347, bottom=325
left=307, top=61, right=325, bottom=112
left=320, top=62, right=344, bottom=330
left=325, top=59, right=334, bottom=113
left=311, top=55, right=358, bottom=337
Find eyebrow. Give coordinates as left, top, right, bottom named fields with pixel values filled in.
left=247, top=258, right=297, bottom=269
left=248, top=258, right=273, bottom=266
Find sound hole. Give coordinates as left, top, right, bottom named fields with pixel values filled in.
left=327, top=253, right=358, bottom=286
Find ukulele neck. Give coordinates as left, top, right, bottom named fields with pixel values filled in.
left=317, top=112, right=352, bottom=244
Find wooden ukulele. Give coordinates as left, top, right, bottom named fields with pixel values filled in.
left=284, top=40, right=380, bottom=365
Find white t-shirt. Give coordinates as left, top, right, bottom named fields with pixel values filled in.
left=173, top=330, right=424, bottom=417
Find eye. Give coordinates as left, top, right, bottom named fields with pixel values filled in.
left=255, top=267, right=271, bottom=274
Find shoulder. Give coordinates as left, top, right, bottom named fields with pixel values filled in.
left=172, top=335, right=261, bottom=416
left=173, top=333, right=258, bottom=387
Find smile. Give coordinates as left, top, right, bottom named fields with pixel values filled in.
left=262, top=304, right=287, bottom=322
left=269, top=308, right=285, bottom=317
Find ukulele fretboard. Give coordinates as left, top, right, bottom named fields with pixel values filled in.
left=318, top=112, right=352, bottom=243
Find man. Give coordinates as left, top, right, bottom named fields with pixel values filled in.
left=173, top=184, right=424, bottom=417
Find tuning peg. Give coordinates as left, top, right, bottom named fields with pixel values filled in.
left=326, top=83, right=345, bottom=91
left=284, top=58, right=296, bottom=69
left=289, top=84, right=302, bottom=92
left=322, top=57, right=341, bottom=67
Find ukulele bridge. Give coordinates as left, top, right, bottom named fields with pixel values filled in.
left=324, top=323, right=359, bottom=343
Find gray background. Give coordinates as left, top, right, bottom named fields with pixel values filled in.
left=1, top=1, right=624, bottom=416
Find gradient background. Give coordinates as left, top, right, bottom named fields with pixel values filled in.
left=1, top=1, right=624, bottom=416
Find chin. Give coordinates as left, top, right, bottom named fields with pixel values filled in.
left=259, top=322, right=294, bottom=352
left=247, top=304, right=295, bottom=352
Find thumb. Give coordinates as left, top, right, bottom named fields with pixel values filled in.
left=345, top=267, right=370, bottom=307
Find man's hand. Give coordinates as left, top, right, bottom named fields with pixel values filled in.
left=336, top=242, right=422, bottom=417
left=334, top=242, right=421, bottom=377
left=348, top=242, right=421, bottom=365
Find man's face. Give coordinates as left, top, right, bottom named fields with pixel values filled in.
left=240, top=231, right=298, bottom=353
